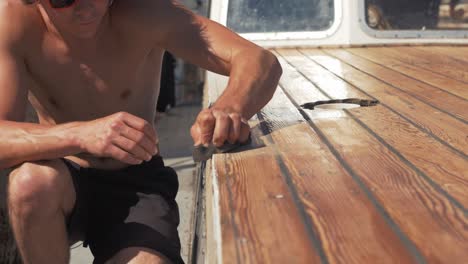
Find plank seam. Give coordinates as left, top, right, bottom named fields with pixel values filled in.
left=381, top=47, right=468, bottom=85
left=414, top=46, right=468, bottom=65
left=278, top=84, right=427, bottom=264
left=297, top=49, right=467, bottom=159
left=319, top=50, right=467, bottom=125
left=283, top=50, right=467, bottom=213
left=345, top=48, right=468, bottom=102
left=257, top=111, right=330, bottom=264
left=344, top=111, right=468, bottom=215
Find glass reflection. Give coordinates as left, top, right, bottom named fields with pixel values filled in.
left=365, top=0, right=467, bottom=30
left=227, top=0, right=334, bottom=33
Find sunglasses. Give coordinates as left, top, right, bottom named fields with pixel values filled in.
left=48, top=0, right=113, bottom=10
left=49, top=0, right=78, bottom=9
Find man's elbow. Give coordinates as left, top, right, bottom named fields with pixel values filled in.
left=258, top=49, right=281, bottom=75
left=260, top=49, right=282, bottom=96
left=269, top=51, right=283, bottom=83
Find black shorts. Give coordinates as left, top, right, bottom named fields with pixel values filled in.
left=63, top=156, right=184, bottom=264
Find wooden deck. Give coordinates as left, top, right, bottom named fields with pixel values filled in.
left=202, top=46, right=468, bottom=263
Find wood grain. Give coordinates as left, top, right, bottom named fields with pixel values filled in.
left=313, top=48, right=468, bottom=157
left=205, top=46, right=468, bottom=263
left=208, top=74, right=420, bottom=263
left=345, top=47, right=468, bottom=100
left=257, top=89, right=415, bottom=263
left=207, top=74, right=417, bottom=263
left=344, top=48, right=468, bottom=120
left=207, top=74, right=322, bottom=264
left=414, top=46, right=468, bottom=64
left=283, top=48, right=468, bottom=204
left=379, top=47, right=468, bottom=84
left=215, top=147, right=323, bottom=264
left=275, top=48, right=468, bottom=263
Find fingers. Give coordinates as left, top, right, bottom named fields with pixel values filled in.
left=106, top=145, right=143, bottom=165
left=119, top=126, right=158, bottom=156
left=113, top=112, right=159, bottom=156
left=193, top=109, right=216, bottom=146
left=112, top=136, right=152, bottom=162
left=228, top=113, right=242, bottom=144
left=120, top=112, right=158, bottom=142
left=192, top=108, right=251, bottom=147
left=212, top=111, right=231, bottom=147
left=239, top=122, right=251, bottom=143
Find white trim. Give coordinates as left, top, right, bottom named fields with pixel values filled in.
left=222, top=0, right=343, bottom=41
left=348, top=0, right=468, bottom=45
left=357, top=0, right=468, bottom=39
left=209, top=0, right=468, bottom=47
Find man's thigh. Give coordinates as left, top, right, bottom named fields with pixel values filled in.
left=105, top=247, right=172, bottom=264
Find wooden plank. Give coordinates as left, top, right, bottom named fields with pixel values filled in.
left=214, top=147, right=323, bottom=264
left=280, top=47, right=468, bottom=204
left=292, top=48, right=468, bottom=203
left=257, top=89, right=416, bottom=263
left=337, top=48, right=467, bottom=122
left=318, top=48, right=468, bottom=157
left=377, top=47, right=468, bottom=84
left=414, top=46, right=468, bottom=64
left=206, top=73, right=322, bottom=263
left=403, top=46, right=468, bottom=66
left=207, top=73, right=418, bottom=263
left=275, top=48, right=468, bottom=263
left=345, top=47, right=468, bottom=101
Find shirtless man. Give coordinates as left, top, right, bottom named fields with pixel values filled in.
left=0, top=0, right=281, bottom=263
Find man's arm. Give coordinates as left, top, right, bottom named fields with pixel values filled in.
left=0, top=23, right=81, bottom=169
left=0, top=6, right=157, bottom=169
left=158, top=1, right=282, bottom=118
left=143, top=1, right=282, bottom=146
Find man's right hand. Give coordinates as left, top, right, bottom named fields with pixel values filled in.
left=77, top=112, right=159, bottom=165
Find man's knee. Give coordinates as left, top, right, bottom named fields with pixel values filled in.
left=8, top=160, right=73, bottom=217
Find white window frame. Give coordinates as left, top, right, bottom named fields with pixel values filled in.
left=358, top=0, right=468, bottom=39
left=211, top=0, right=343, bottom=41
left=209, top=0, right=468, bottom=47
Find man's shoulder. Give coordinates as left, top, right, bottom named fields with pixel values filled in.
left=0, top=1, right=39, bottom=51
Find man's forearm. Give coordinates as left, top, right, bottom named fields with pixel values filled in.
left=212, top=49, right=282, bottom=119
left=0, top=120, right=82, bottom=169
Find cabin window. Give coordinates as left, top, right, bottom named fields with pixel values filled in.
left=226, top=0, right=335, bottom=33
left=363, top=0, right=468, bottom=37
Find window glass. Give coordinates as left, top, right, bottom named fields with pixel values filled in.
left=365, top=0, right=468, bottom=30
left=227, top=0, right=335, bottom=33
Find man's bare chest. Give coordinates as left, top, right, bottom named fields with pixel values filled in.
left=26, top=37, right=163, bottom=122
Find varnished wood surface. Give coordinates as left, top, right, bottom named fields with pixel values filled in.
left=369, top=47, right=468, bottom=84
left=335, top=48, right=467, bottom=121
left=344, top=47, right=468, bottom=101
left=205, top=46, right=468, bottom=263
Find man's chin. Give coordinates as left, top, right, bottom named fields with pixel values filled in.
left=73, top=31, right=99, bottom=39
left=71, top=21, right=102, bottom=39
left=72, top=27, right=99, bottom=39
